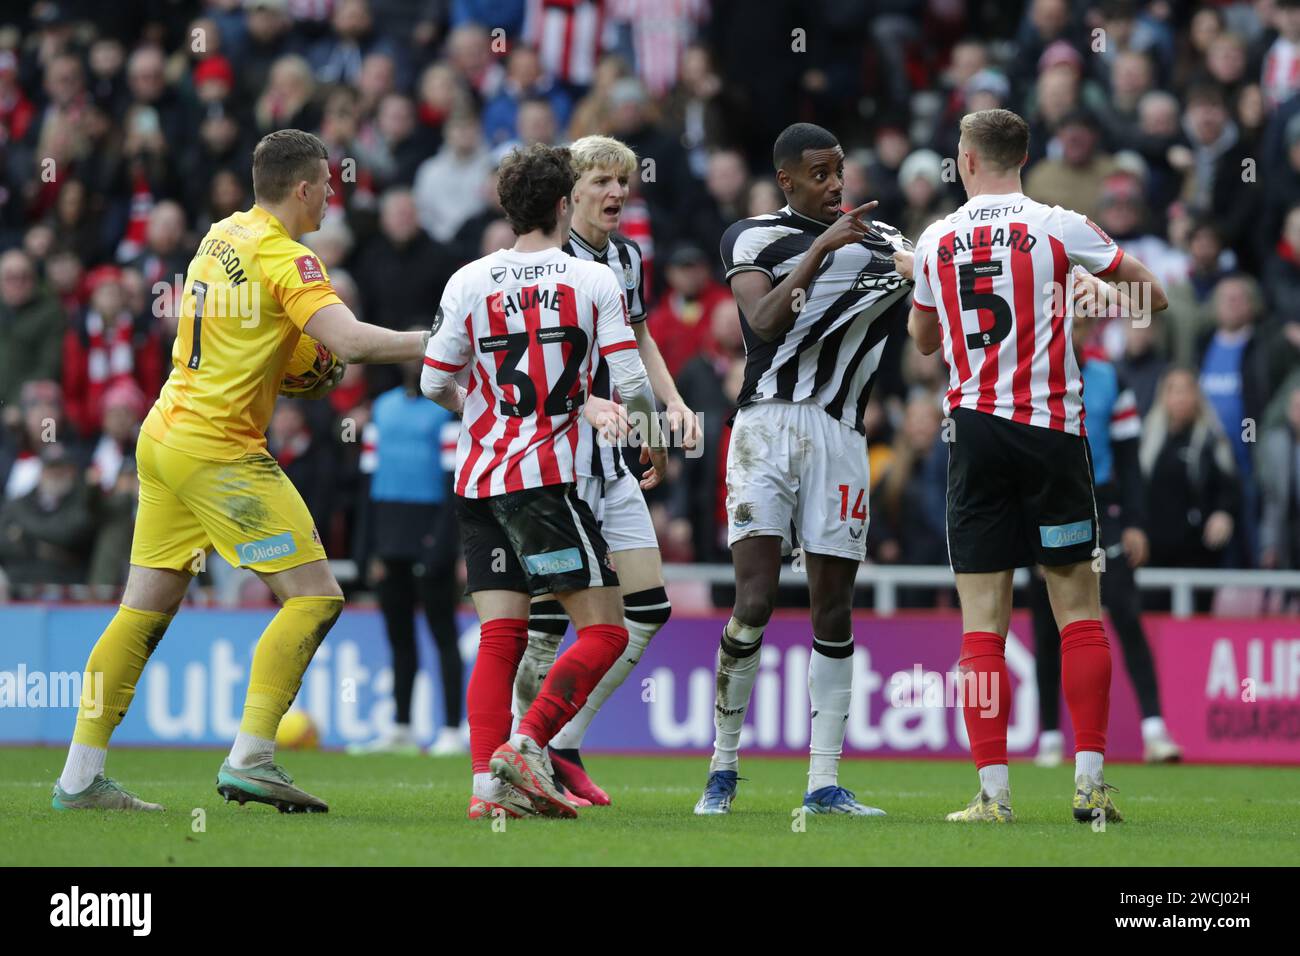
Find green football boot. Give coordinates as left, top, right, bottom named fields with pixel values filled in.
left=216, top=759, right=328, bottom=813
left=52, top=774, right=164, bottom=811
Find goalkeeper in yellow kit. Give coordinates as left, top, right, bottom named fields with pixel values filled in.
left=52, top=130, right=429, bottom=813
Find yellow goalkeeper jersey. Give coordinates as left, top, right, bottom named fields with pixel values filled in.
left=141, top=204, right=342, bottom=460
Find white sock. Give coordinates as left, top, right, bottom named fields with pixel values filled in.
left=1140, top=716, right=1168, bottom=743
left=514, top=628, right=563, bottom=717
left=59, top=743, right=106, bottom=794
left=979, top=763, right=1010, bottom=797
left=1075, top=749, right=1104, bottom=780
left=1039, top=729, right=1064, bottom=750
left=807, top=634, right=853, bottom=792
left=552, top=613, right=660, bottom=750
left=473, top=771, right=497, bottom=798
left=709, top=618, right=764, bottom=772
left=228, top=732, right=275, bottom=769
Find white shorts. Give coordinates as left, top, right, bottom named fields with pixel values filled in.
left=725, top=400, right=870, bottom=561
left=576, top=471, right=658, bottom=553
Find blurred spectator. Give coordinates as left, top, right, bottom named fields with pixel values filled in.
left=308, top=0, right=407, bottom=88
left=415, top=61, right=470, bottom=153
left=0, top=441, right=95, bottom=588
left=361, top=93, right=431, bottom=188
left=61, top=265, right=163, bottom=440
left=1116, top=316, right=1168, bottom=419
left=1012, top=0, right=1074, bottom=94
left=897, top=150, right=955, bottom=243
left=1265, top=205, right=1300, bottom=330
left=413, top=110, right=492, bottom=243
left=514, top=95, right=560, bottom=147
left=1262, top=0, right=1300, bottom=110
left=646, top=245, right=731, bottom=377
left=1163, top=218, right=1230, bottom=366
left=1130, top=90, right=1183, bottom=213
left=236, top=0, right=301, bottom=103
left=0, top=50, right=36, bottom=144
left=46, top=177, right=104, bottom=264
left=1177, top=85, right=1240, bottom=217
left=124, top=46, right=186, bottom=152
left=662, top=43, right=743, bottom=180
left=746, top=179, right=783, bottom=218
left=1259, top=381, right=1300, bottom=569
left=686, top=148, right=748, bottom=266
left=603, top=77, right=694, bottom=242
left=1024, top=110, right=1118, bottom=220
left=356, top=186, right=456, bottom=390
left=444, top=23, right=505, bottom=100
left=268, top=399, right=335, bottom=541
left=481, top=45, right=572, bottom=146
left=254, top=54, right=318, bottom=136
left=86, top=380, right=145, bottom=590
left=1100, top=50, right=1154, bottom=147
left=1, top=381, right=72, bottom=502
left=870, top=396, right=948, bottom=590
left=567, top=54, right=633, bottom=141
left=0, top=250, right=64, bottom=410
left=125, top=200, right=190, bottom=288
left=670, top=296, right=745, bottom=562
left=450, top=153, right=505, bottom=262
left=1025, top=54, right=1083, bottom=165
left=1140, top=367, right=1240, bottom=578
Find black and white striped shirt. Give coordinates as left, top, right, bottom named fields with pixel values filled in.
left=720, top=205, right=913, bottom=433
left=563, top=228, right=646, bottom=479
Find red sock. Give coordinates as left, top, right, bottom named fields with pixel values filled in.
left=467, top=617, right=527, bottom=773
left=958, top=631, right=1010, bottom=769
left=1061, top=618, right=1111, bottom=754
left=518, top=623, right=628, bottom=748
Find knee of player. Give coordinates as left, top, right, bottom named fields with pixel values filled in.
left=623, top=585, right=671, bottom=634
left=527, top=598, right=568, bottom=649
left=811, top=604, right=852, bottom=643
left=734, top=591, right=775, bottom=627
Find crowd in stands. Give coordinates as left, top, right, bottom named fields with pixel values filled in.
left=4, top=0, right=1300, bottom=608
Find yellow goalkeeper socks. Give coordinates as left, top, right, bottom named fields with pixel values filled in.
left=71, top=605, right=172, bottom=751
left=238, top=595, right=343, bottom=744
left=60, top=605, right=172, bottom=793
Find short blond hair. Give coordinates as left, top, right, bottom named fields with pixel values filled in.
left=959, top=108, right=1029, bottom=172
left=569, top=134, right=637, bottom=179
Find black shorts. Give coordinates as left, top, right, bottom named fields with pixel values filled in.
left=946, top=407, right=1098, bottom=573
left=456, top=483, right=619, bottom=596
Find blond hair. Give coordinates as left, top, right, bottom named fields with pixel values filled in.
left=959, top=108, right=1029, bottom=171
left=569, top=134, right=637, bottom=179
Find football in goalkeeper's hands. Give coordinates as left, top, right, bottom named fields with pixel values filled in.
left=281, top=334, right=341, bottom=396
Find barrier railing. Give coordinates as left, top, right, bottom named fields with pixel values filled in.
left=322, top=561, right=1300, bottom=619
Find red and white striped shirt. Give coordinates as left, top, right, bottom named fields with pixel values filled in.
left=911, top=192, right=1124, bottom=436
left=423, top=246, right=636, bottom=498
left=524, top=0, right=615, bottom=88
left=1263, top=36, right=1300, bottom=111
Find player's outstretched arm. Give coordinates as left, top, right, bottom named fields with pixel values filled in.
left=735, top=200, right=879, bottom=342
left=304, top=302, right=427, bottom=365
left=1074, top=254, right=1169, bottom=320
left=631, top=323, right=701, bottom=450
left=606, top=346, right=668, bottom=489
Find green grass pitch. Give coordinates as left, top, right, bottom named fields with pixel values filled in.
left=3, top=747, right=1297, bottom=866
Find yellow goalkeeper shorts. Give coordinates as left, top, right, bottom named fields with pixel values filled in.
left=130, top=431, right=327, bottom=574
